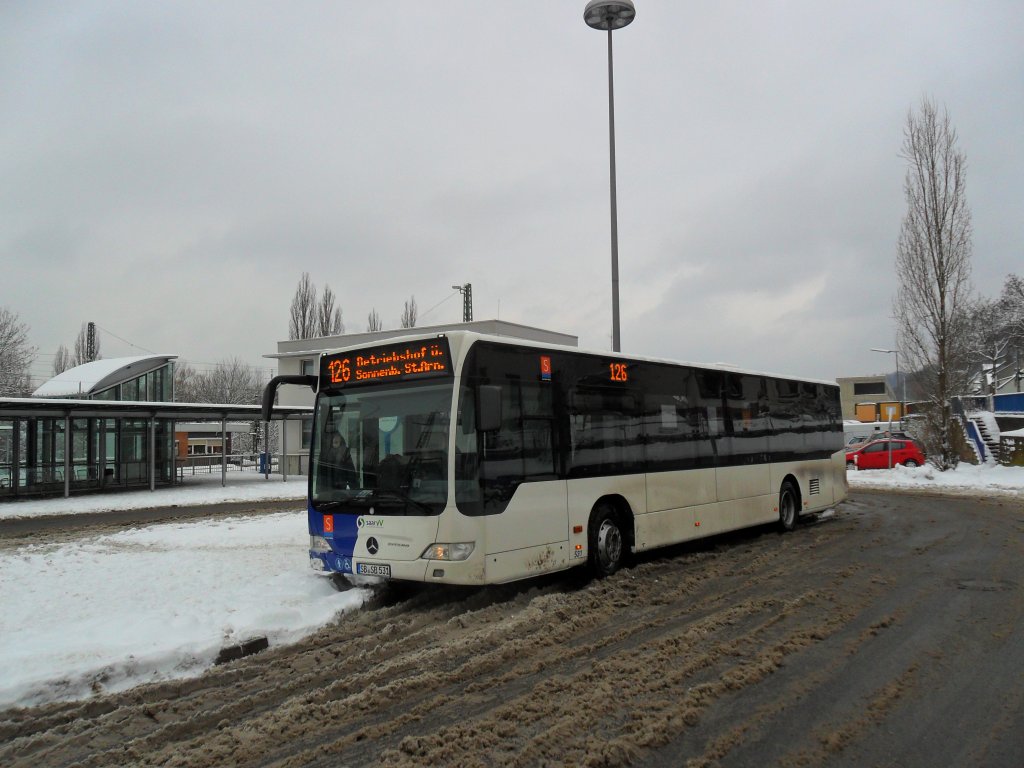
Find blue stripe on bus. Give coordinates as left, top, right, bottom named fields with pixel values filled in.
left=308, top=503, right=359, bottom=574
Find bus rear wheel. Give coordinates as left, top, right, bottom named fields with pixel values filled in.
left=588, top=503, right=625, bottom=578
left=778, top=481, right=798, bottom=533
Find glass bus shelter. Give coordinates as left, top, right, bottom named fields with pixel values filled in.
left=0, top=399, right=311, bottom=500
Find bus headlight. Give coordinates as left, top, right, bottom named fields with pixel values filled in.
left=421, top=542, right=475, bottom=561
left=310, top=536, right=332, bottom=553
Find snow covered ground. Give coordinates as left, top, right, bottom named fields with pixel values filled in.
left=0, top=463, right=1021, bottom=711
left=0, top=511, right=368, bottom=709
left=846, top=461, right=1024, bottom=498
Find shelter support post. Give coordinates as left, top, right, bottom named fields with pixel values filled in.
left=64, top=412, right=71, bottom=499
left=221, top=418, right=227, bottom=487
left=149, top=416, right=156, bottom=492
left=264, top=421, right=270, bottom=479
left=12, top=417, right=21, bottom=496
left=282, top=416, right=287, bottom=482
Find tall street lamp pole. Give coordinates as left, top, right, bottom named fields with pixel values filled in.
left=584, top=0, right=635, bottom=353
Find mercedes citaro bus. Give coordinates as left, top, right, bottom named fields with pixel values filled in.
left=262, top=331, right=847, bottom=586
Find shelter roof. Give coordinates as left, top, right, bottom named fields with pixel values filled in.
left=0, top=397, right=310, bottom=421
left=32, top=355, right=177, bottom=398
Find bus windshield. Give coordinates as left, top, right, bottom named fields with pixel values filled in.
left=310, top=383, right=451, bottom=515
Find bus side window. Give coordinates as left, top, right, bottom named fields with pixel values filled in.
left=455, top=386, right=483, bottom=514
left=521, top=383, right=556, bottom=479
left=568, top=385, right=643, bottom=477
left=480, top=382, right=524, bottom=514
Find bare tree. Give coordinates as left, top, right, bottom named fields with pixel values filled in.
left=288, top=273, right=318, bottom=340
left=316, top=284, right=345, bottom=337
left=367, top=308, right=383, bottom=332
left=965, top=296, right=1008, bottom=403
left=173, top=360, right=199, bottom=402
left=894, top=97, right=973, bottom=470
left=175, top=358, right=262, bottom=404
left=400, top=295, right=418, bottom=329
left=996, top=274, right=1024, bottom=350
left=53, top=344, right=73, bottom=376
left=0, top=307, right=36, bottom=396
left=195, top=357, right=264, bottom=405
left=991, top=273, right=1024, bottom=392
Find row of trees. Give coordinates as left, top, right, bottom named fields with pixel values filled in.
left=288, top=273, right=345, bottom=340
left=173, top=358, right=264, bottom=405
left=287, top=272, right=419, bottom=340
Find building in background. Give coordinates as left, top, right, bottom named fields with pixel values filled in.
left=836, top=375, right=903, bottom=422
left=174, top=422, right=251, bottom=463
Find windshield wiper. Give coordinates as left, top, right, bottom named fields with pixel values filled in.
left=314, top=500, right=348, bottom=512
left=372, top=490, right=435, bottom=515
left=313, top=491, right=435, bottom=515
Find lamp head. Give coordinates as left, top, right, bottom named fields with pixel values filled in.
left=584, top=0, right=636, bottom=31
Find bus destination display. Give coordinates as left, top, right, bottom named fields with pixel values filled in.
left=321, top=339, right=452, bottom=387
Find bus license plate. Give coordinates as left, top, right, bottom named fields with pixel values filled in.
left=357, top=562, right=391, bottom=577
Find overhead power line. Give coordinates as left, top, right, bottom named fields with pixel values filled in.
left=418, top=290, right=460, bottom=323
left=93, top=324, right=156, bottom=354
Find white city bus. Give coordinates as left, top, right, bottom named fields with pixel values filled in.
left=263, top=331, right=847, bottom=586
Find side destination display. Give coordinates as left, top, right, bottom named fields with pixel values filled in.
left=320, top=338, right=453, bottom=388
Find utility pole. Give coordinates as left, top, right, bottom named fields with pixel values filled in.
left=86, top=322, right=97, bottom=361
left=452, top=283, right=473, bottom=322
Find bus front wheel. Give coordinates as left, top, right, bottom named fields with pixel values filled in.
left=588, top=503, right=625, bottom=578
left=778, top=481, right=798, bottom=533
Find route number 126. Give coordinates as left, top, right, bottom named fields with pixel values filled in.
left=609, top=363, right=628, bottom=382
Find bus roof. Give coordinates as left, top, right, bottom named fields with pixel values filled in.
left=315, top=330, right=839, bottom=388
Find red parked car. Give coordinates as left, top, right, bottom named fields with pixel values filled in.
left=846, top=438, right=926, bottom=470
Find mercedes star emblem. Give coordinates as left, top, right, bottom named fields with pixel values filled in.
left=366, top=537, right=379, bottom=555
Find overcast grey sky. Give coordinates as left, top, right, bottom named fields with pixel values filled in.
left=2, top=1, right=1021, bottom=386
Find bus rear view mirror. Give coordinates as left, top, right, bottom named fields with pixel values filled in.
left=477, top=386, right=502, bottom=432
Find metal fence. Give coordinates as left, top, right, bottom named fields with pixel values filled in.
left=175, top=454, right=278, bottom=477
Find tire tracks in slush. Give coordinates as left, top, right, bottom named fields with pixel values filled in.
left=2, top=492, right=1021, bottom=767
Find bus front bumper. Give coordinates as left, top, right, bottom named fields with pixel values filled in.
left=309, top=548, right=487, bottom=585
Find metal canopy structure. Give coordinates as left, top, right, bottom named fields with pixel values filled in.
left=0, top=397, right=313, bottom=499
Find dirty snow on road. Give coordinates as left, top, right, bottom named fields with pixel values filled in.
left=1, top=463, right=1022, bottom=711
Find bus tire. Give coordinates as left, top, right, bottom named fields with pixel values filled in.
left=588, top=502, right=625, bottom=578
left=778, top=480, right=798, bottom=533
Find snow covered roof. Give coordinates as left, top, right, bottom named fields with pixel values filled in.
left=32, top=355, right=177, bottom=398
